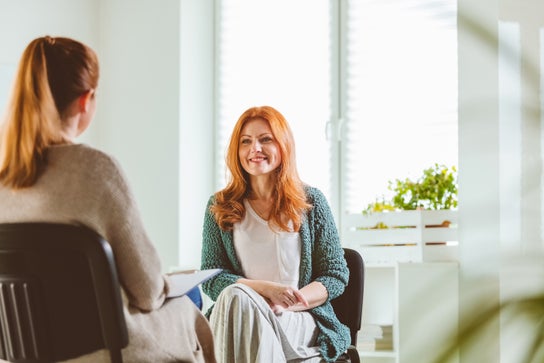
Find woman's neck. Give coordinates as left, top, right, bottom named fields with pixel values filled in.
left=60, top=114, right=80, bottom=142
left=248, top=176, right=275, bottom=201
left=247, top=177, right=276, bottom=220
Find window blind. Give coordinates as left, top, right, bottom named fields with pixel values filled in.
left=215, top=0, right=333, bottom=199
left=342, top=0, right=458, bottom=213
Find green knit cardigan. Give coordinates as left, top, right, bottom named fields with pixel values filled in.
left=200, top=186, right=350, bottom=362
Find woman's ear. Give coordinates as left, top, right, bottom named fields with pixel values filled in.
left=78, top=89, right=94, bottom=113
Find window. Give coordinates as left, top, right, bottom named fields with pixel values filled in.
left=216, top=0, right=458, bottom=222
left=215, top=0, right=332, bottom=198
left=343, top=0, right=458, bottom=213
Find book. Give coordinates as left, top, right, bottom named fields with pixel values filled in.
left=358, top=336, right=393, bottom=351
left=165, top=268, right=222, bottom=298
left=360, top=324, right=393, bottom=339
left=358, top=324, right=393, bottom=351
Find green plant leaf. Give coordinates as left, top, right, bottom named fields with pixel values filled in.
left=363, top=164, right=458, bottom=212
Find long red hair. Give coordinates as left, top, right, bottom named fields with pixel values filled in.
left=0, top=36, right=99, bottom=188
left=211, top=106, right=311, bottom=232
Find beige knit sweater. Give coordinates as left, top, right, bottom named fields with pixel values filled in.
left=0, top=144, right=215, bottom=363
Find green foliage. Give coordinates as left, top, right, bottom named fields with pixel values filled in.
left=364, top=164, right=458, bottom=213
left=362, top=197, right=397, bottom=215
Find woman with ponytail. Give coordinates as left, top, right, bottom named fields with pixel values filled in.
left=0, top=36, right=94, bottom=188
left=200, top=106, right=350, bottom=362
left=0, top=36, right=216, bottom=362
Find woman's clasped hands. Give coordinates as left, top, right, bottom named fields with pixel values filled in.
left=264, top=281, right=309, bottom=314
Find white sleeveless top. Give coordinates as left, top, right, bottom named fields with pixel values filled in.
left=233, top=199, right=301, bottom=288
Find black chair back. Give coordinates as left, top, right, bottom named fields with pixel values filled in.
left=0, top=223, right=128, bottom=363
left=331, top=248, right=365, bottom=362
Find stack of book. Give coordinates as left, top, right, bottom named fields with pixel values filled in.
left=357, top=324, right=393, bottom=351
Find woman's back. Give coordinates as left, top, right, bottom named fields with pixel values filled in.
left=0, top=143, right=167, bottom=310
left=0, top=35, right=216, bottom=362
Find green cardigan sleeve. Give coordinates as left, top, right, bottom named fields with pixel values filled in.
left=200, top=196, right=243, bottom=302
left=303, top=186, right=349, bottom=300
left=302, top=186, right=351, bottom=362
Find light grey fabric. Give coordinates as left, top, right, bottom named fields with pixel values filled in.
left=210, top=283, right=323, bottom=363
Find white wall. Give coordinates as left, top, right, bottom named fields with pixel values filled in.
left=95, top=0, right=184, bottom=271
left=0, top=0, right=99, bottom=133
left=95, top=0, right=216, bottom=271
left=0, top=0, right=98, bottom=62
left=96, top=0, right=215, bottom=271
left=179, top=0, right=215, bottom=269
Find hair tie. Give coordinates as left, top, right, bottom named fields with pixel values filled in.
left=44, top=36, right=56, bottom=45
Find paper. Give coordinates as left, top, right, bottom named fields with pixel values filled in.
left=166, top=268, right=221, bottom=298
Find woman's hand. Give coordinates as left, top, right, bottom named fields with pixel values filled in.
left=237, top=279, right=309, bottom=312
left=266, top=283, right=308, bottom=308
left=270, top=281, right=329, bottom=313
left=237, top=279, right=328, bottom=313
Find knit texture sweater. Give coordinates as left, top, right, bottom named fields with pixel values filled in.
left=201, top=186, right=351, bottom=362
left=0, top=144, right=214, bottom=363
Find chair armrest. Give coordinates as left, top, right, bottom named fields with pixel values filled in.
left=346, top=345, right=360, bottom=363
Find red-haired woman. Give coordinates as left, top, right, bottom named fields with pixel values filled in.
left=0, top=36, right=215, bottom=362
left=201, top=106, right=350, bottom=362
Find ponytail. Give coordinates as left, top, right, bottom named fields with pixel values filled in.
left=0, top=36, right=99, bottom=188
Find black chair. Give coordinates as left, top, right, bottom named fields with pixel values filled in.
left=0, top=223, right=128, bottom=363
left=332, top=248, right=365, bottom=363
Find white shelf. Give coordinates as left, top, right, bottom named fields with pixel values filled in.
left=356, top=261, right=459, bottom=363
left=360, top=350, right=396, bottom=358
left=342, top=210, right=459, bottom=264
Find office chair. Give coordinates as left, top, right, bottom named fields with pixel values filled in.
left=331, top=248, right=365, bottom=363
left=0, top=222, right=128, bottom=363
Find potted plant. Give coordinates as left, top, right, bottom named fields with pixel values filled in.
left=363, top=164, right=458, bottom=214
left=347, top=164, right=459, bottom=263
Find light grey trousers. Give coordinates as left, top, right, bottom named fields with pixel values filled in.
left=210, top=283, right=324, bottom=363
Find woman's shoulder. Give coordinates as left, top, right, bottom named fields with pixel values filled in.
left=303, top=184, right=326, bottom=203
left=48, top=143, right=128, bottom=186
left=50, top=143, right=122, bottom=170
left=72, top=143, right=118, bottom=162
left=206, top=193, right=216, bottom=206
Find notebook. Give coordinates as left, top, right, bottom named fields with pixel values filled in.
left=166, top=268, right=222, bottom=298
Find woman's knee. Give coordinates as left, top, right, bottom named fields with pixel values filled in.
left=216, top=283, right=252, bottom=302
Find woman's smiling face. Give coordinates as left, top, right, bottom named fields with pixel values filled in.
left=238, top=118, right=282, bottom=178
